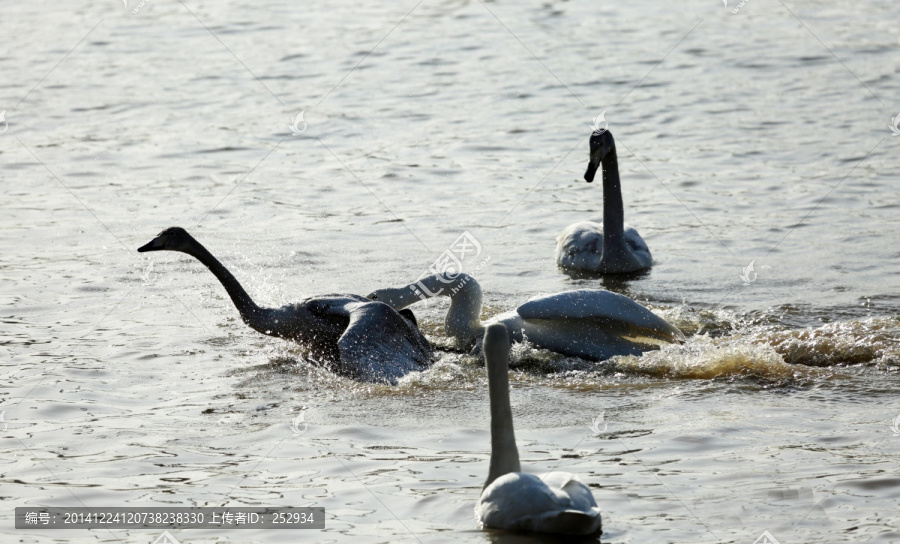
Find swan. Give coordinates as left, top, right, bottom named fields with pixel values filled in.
left=367, top=272, right=683, bottom=361
left=556, top=129, right=652, bottom=274
left=137, top=227, right=433, bottom=384
left=475, top=323, right=603, bottom=535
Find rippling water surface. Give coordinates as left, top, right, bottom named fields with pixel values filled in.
left=2, top=0, right=899, bottom=542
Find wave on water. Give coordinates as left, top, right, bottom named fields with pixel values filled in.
left=613, top=334, right=801, bottom=381
left=764, top=317, right=900, bottom=368
left=608, top=313, right=900, bottom=382
left=241, top=309, right=900, bottom=397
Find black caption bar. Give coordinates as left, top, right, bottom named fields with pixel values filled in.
left=15, top=507, right=324, bottom=529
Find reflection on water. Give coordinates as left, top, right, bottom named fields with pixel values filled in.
left=482, top=528, right=601, bottom=544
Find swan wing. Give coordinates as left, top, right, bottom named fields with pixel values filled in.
left=558, top=221, right=647, bottom=253
left=534, top=472, right=603, bottom=534
left=542, top=472, right=599, bottom=511
left=517, top=289, right=684, bottom=344
left=556, top=222, right=651, bottom=271
left=476, top=472, right=602, bottom=535
left=334, top=301, right=433, bottom=385
left=623, top=224, right=650, bottom=254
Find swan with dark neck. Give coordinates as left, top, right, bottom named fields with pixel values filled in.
left=138, top=227, right=432, bottom=384
left=556, top=129, right=652, bottom=274
left=475, top=323, right=603, bottom=535
left=142, top=231, right=265, bottom=329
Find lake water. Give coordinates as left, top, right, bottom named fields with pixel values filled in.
left=2, top=0, right=899, bottom=542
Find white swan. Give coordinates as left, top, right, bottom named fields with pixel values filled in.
left=367, top=273, right=683, bottom=360
left=556, top=129, right=652, bottom=274
left=138, top=227, right=432, bottom=384
left=475, top=323, right=603, bottom=535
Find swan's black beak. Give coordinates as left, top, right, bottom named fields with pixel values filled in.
left=137, top=238, right=164, bottom=252
left=584, top=160, right=599, bottom=183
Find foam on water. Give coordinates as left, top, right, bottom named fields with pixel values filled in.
left=614, top=333, right=801, bottom=381
left=765, top=317, right=900, bottom=368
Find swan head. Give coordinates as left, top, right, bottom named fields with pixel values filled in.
left=366, top=286, right=420, bottom=310
left=368, top=273, right=481, bottom=308
left=483, top=323, right=511, bottom=368
left=370, top=273, right=484, bottom=342
left=138, top=227, right=192, bottom=253
left=585, top=129, right=615, bottom=183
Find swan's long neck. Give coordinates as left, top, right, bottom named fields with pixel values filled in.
left=601, top=147, right=627, bottom=254
left=412, top=273, right=483, bottom=340
left=484, top=327, right=520, bottom=490
left=181, top=238, right=266, bottom=330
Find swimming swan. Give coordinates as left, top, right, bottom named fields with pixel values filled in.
left=556, top=129, right=652, bottom=274
left=475, top=323, right=603, bottom=535
left=367, top=273, right=683, bottom=361
left=137, top=227, right=432, bottom=384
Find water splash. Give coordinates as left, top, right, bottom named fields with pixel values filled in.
left=764, top=317, right=900, bottom=368
left=613, top=334, right=802, bottom=381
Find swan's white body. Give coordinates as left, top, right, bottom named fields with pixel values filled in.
left=556, top=129, right=652, bottom=274
left=368, top=273, right=683, bottom=360
left=477, top=472, right=603, bottom=535
left=138, top=228, right=432, bottom=384
left=556, top=220, right=651, bottom=272
left=475, top=324, right=602, bottom=535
